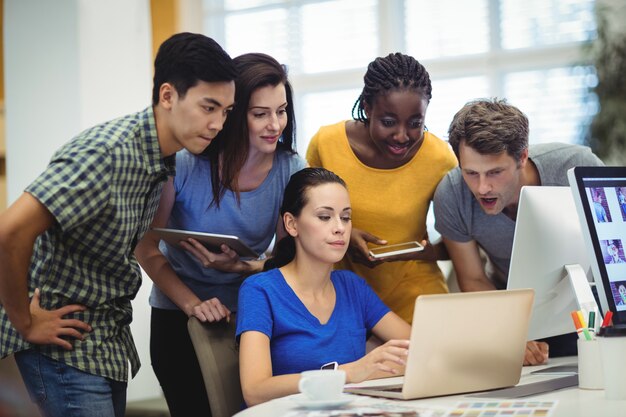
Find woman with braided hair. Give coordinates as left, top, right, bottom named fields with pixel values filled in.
left=306, top=53, right=457, bottom=324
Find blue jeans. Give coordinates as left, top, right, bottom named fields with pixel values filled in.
left=14, top=349, right=127, bottom=417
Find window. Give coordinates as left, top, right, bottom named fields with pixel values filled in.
left=203, top=0, right=597, bottom=149
left=224, top=8, right=290, bottom=65
left=429, top=77, right=490, bottom=140
left=405, top=0, right=490, bottom=59
left=300, top=0, right=378, bottom=74
left=299, top=88, right=360, bottom=155
left=505, top=66, right=596, bottom=144
left=500, top=0, right=596, bottom=49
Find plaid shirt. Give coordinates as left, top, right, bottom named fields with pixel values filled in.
left=0, top=107, right=175, bottom=382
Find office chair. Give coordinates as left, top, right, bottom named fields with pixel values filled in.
left=188, top=316, right=244, bottom=417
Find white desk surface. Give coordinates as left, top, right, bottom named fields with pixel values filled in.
left=234, top=357, right=626, bottom=417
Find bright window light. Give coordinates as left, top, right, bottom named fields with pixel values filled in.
left=299, top=88, right=361, bottom=155
left=203, top=0, right=597, bottom=153
left=405, top=0, right=489, bottom=59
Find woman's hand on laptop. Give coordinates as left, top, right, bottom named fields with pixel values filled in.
left=524, top=341, right=549, bottom=365
left=342, top=339, right=410, bottom=383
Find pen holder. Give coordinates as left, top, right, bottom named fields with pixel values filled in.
left=577, top=338, right=603, bottom=390
left=598, top=325, right=626, bottom=399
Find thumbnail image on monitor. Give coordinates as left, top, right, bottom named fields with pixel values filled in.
left=569, top=166, right=626, bottom=326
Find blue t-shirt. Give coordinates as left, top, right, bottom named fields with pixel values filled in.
left=236, top=269, right=390, bottom=376
left=150, top=149, right=305, bottom=311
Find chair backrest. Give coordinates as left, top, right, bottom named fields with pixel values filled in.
left=187, top=316, right=244, bottom=417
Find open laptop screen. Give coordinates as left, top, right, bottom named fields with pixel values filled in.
left=568, top=166, right=626, bottom=325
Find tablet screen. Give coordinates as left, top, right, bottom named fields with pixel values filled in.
left=150, top=228, right=259, bottom=259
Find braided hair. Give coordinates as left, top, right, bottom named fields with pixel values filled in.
left=351, top=53, right=432, bottom=124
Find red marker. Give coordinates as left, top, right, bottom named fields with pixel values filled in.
left=601, top=310, right=613, bottom=328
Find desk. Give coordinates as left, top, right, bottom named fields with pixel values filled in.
left=234, top=357, right=626, bottom=417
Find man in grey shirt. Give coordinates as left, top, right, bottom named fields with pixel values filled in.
left=433, top=98, right=603, bottom=365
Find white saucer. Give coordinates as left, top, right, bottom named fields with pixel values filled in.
left=291, top=394, right=354, bottom=409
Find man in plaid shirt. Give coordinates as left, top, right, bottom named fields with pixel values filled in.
left=0, top=33, right=236, bottom=417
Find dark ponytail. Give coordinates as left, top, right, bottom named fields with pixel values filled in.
left=264, top=168, right=347, bottom=270
left=263, top=235, right=296, bottom=271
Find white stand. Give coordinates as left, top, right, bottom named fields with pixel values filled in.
left=528, top=264, right=599, bottom=340
left=565, top=264, right=600, bottom=329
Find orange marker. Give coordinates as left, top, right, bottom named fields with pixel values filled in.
left=571, top=311, right=584, bottom=340
left=571, top=311, right=592, bottom=340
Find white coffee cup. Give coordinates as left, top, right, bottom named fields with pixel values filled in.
left=577, top=338, right=603, bottom=390
left=597, top=325, right=626, bottom=400
left=298, top=370, right=346, bottom=401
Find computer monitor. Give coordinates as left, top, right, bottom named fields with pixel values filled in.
left=568, top=166, right=626, bottom=326
left=507, top=186, right=599, bottom=340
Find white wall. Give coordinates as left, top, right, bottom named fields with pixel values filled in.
left=4, top=0, right=81, bottom=198
left=4, top=0, right=161, bottom=402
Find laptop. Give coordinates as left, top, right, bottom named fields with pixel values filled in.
left=345, top=288, right=534, bottom=399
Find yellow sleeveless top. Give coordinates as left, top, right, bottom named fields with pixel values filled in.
left=306, top=121, right=458, bottom=323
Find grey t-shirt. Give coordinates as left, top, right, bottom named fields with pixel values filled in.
left=434, top=142, right=603, bottom=288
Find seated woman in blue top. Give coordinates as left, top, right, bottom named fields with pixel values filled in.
left=237, top=167, right=411, bottom=406
left=135, top=53, right=305, bottom=417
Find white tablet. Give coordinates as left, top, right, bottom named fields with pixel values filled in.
left=150, top=227, right=259, bottom=259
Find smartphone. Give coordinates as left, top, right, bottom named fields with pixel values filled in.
left=369, top=241, right=424, bottom=259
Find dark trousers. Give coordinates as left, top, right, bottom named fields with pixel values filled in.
left=540, top=332, right=579, bottom=357
left=150, top=308, right=211, bottom=417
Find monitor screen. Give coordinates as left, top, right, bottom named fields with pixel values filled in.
left=568, top=166, right=626, bottom=326
left=507, top=186, right=597, bottom=340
